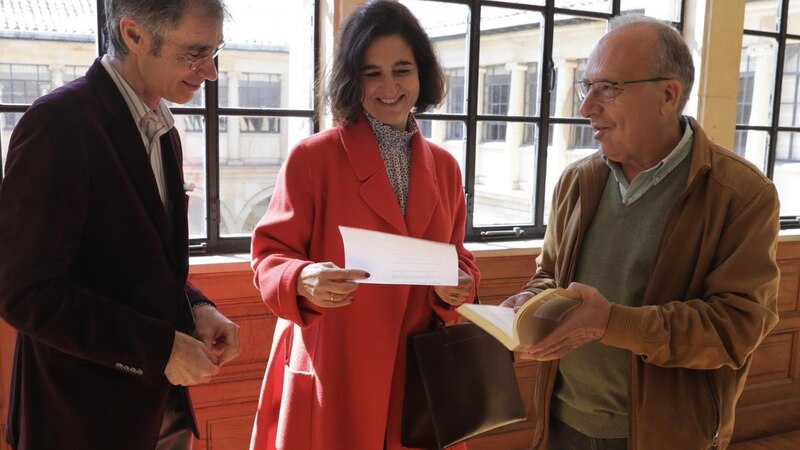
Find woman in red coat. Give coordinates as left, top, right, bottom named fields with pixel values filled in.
left=249, top=1, right=479, bottom=449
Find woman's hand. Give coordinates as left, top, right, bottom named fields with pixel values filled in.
left=434, top=268, right=474, bottom=306
left=297, top=262, right=370, bottom=308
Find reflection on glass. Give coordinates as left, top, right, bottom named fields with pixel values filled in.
left=219, top=0, right=315, bottom=110
left=774, top=132, right=800, bottom=217
left=490, top=0, right=543, bottom=6
left=1, top=113, right=16, bottom=173
left=401, top=1, right=470, bottom=113
left=738, top=36, right=777, bottom=127
left=173, top=115, right=208, bottom=239
left=558, top=0, right=610, bottom=14
left=218, top=116, right=313, bottom=237
left=551, top=16, right=606, bottom=118
left=733, top=130, right=769, bottom=174
left=543, top=123, right=598, bottom=224
left=479, top=6, right=543, bottom=126
left=620, top=0, right=681, bottom=22
left=0, top=1, right=95, bottom=172
left=474, top=121, right=537, bottom=226
left=416, top=118, right=467, bottom=179
left=780, top=40, right=800, bottom=127
left=744, top=0, right=779, bottom=33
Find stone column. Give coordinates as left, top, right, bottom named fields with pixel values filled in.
left=49, top=64, right=64, bottom=89
left=504, top=62, right=527, bottom=190
left=226, top=71, right=241, bottom=165
left=744, top=41, right=774, bottom=169
left=550, top=59, right=577, bottom=185
left=475, top=67, right=487, bottom=185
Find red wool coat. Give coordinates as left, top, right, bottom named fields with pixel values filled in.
left=250, top=114, right=480, bottom=450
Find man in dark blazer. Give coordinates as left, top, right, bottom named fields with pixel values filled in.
left=0, top=0, right=239, bottom=448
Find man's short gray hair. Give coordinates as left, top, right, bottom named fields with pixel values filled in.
left=609, top=14, right=695, bottom=114
left=104, top=0, right=228, bottom=58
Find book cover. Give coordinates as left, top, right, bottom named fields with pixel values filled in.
left=456, top=288, right=582, bottom=351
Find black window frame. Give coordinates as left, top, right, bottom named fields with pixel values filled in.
left=0, top=1, right=728, bottom=251
left=414, top=0, right=687, bottom=241
left=738, top=0, right=800, bottom=228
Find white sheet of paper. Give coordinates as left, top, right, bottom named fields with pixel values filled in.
left=339, top=226, right=458, bottom=286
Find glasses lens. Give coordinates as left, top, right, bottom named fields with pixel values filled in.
left=595, top=82, right=614, bottom=103
left=576, top=81, right=589, bottom=100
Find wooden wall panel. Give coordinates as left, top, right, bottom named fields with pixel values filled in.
left=733, top=239, right=800, bottom=441
left=0, top=240, right=797, bottom=449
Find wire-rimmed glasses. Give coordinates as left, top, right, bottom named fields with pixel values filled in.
left=178, top=42, right=226, bottom=72
left=575, top=77, right=672, bottom=103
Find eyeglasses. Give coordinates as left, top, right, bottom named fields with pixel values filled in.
left=176, top=42, right=226, bottom=72
left=575, top=77, right=671, bottom=103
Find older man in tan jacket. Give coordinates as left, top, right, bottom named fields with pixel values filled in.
left=502, top=15, right=780, bottom=450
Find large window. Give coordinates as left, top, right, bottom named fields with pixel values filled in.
left=482, top=65, right=511, bottom=142
left=404, top=0, right=685, bottom=238
left=3, top=1, right=730, bottom=251
left=737, top=0, right=800, bottom=224
left=0, top=64, right=52, bottom=130
left=0, top=0, right=319, bottom=253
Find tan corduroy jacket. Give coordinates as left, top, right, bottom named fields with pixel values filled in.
left=523, top=118, right=781, bottom=450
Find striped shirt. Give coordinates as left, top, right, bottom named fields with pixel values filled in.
left=100, top=54, right=174, bottom=210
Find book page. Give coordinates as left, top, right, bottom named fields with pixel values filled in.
left=458, top=304, right=515, bottom=341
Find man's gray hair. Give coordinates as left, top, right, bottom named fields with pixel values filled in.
left=104, top=0, right=228, bottom=57
left=609, top=14, right=695, bottom=114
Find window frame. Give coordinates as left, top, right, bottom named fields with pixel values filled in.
left=738, top=0, right=800, bottom=228
left=414, top=0, right=687, bottom=241
left=0, top=1, right=713, bottom=253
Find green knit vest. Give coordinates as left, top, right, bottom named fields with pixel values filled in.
left=551, top=152, right=691, bottom=438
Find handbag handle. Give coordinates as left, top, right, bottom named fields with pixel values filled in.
left=430, top=295, right=481, bottom=330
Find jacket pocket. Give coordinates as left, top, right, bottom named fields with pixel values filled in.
left=275, top=365, right=315, bottom=450
left=705, top=373, right=721, bottom=448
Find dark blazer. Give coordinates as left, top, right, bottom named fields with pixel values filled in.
left=0, top=58, right=209, bottom=449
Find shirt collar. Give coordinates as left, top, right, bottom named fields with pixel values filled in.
left=602, top=116, right=694, bottom=203
left=603, top=117, right=693, bottom=187
left=100, top=54, right=175, bottom=131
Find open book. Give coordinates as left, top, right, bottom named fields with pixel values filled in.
left=456, top=288, right=582, bottom=351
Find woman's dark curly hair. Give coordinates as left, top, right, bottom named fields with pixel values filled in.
left=325, top=0, right=445, bottom=125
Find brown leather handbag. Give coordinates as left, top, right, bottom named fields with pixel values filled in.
left=401, top=311, right=527, bottom=449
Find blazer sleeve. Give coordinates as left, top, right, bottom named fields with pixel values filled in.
left=251, top=142, right=321, bottom=327
left=0, top=102, right=174, bottom=386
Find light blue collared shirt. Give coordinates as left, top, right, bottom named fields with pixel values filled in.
left=603, top=117, right=694, bottom=206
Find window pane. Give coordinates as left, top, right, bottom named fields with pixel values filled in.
left=780, top=40, right=800, bottom=127
left=557, top=0, right=610, bottom=14
left=733, top=130, right=770, bottom=174
left=790, top=0, right=800, bottom=35
left=552, top=16, right=606, bottom=118
left=401, top=1, right=469, bottom=115
left=490, top=0, right=544, bottom=6
left=220, top=0, right=315, bottom=110
left=544, top=123, right=598, bottom=223
left=744, top=0, right=779, bottom=33
left=174, top=114, right=208, bottom=239
left=620, top=0, right=681, bottom=22
left=774, top=133, right=800, bottom=217
left=479, top=6, right=543, bottom=119
left=0, top=3, right=97, bottom=106
left=418, top=119, right=467, bottom=179
left=474, top=120, right=537, bottom=226
left=219, top=116, right=313, bottom=237
left=739, top=35, right=777, bottom=127
left=1, top=113, right=17, bottom=172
